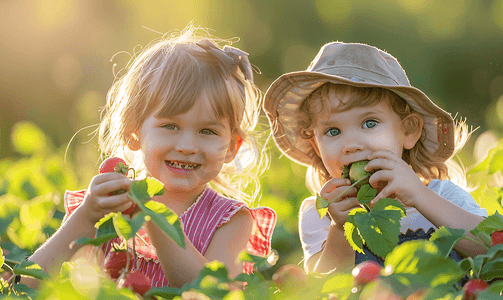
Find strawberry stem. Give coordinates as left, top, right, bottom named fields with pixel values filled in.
left=463, top=237, right=490, bottom=251
left=331, top=174, right=371, bottom=204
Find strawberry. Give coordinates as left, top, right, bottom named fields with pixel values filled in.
left=272, top=264, right=308, bottom=291
left=122, top=270, right=151, bottom=296
left=463, top=279, right=488, bottom=300
left=103, top=246, right=134, bottom=280
left=352, top=261, right=382, bottom=286
left=99, top=157, right=136, bottom=214
left=491, top=230, right=503, bottom=247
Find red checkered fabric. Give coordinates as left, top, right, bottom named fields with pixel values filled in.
left=64, top=188, right=276, bottom=287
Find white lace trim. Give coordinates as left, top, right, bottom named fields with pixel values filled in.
left=180, top=186, right=208, bottom=216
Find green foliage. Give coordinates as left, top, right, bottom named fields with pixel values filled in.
left=3, top=122, right=503, bottom=298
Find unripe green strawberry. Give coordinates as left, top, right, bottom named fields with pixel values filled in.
left=99, top=157, right=136, bottom=215
left=342, top=160, right=372, bottom=189
left=491, top=230, right=503, bottom=247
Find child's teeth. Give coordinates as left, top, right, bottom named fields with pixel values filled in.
left=169, top=161, right=196, bottom=169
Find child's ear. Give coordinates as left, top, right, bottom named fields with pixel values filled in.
left=224, top=134, right=242, bottom=163
left=128, top=132, right=141, bottom=151
left=402, top=112, right=424, bottom=150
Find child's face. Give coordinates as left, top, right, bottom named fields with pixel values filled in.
left=135, top=93, right=237, bottom=194
left=312, top=91, right=407, bottom=178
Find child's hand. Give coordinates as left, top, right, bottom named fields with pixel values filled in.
left=319, top=178, right=360, bottom=230
left=81, top=173, right=133, bottom=224
left=365, top=150, right=428, bottom=208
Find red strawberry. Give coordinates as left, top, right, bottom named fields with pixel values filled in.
left=123, top=270, right=151, bottom=296
left=352, top=261, right=382, bottom=286
left=103, top=247, right=134, bottom=280
left=99, top=157, right=136, bottom=214
left=272, top=264, right=308, bottom=291
left=463, top=279, right=488, bottom=299
left=491, top=230, right=503, bottom=247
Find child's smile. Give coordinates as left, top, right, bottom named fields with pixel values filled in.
left=312, top=92, right=407, bottom=179
left=136, top=93, right=236, bottom=196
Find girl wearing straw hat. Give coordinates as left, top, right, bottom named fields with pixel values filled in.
left=263, top=42, right=487, bottom=274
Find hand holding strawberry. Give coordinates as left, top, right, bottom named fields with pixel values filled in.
left=98, top=157, right=137, bottom=215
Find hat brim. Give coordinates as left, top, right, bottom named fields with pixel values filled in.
left=263, top=71, right=455, bottom=167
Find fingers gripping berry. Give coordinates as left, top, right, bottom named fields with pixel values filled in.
left=342, top=160, right=372, bottom=190
left=99, top=157, right=136, bottom=214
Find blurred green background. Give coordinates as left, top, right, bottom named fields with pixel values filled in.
left=1, top=0, right=503, bottom=276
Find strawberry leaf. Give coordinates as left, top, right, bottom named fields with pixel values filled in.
left=356, top=184, right=376, bottom=204
left=129, top=178, right=165, bottom=204
left=237, top=250, right=270, bottom=272
left=470, top=212, right=503, bottom=248
left=320, top=273, right=353, bottom=296
left=315, top=194, right=331, bottom=219
left=381, top=240, right=465, bottom=297
left=344, top=198, right=405, bottom=258
left=75, top=213, right=118, bottom=246
left=344, top=208, right=367, bottom=253
left=138, top=200, right=185, bottom=248
left=0, top=247, right=4, bottom=267
left=13, top=260, right=50, bottom=280
left=113, top=212, right=146, bottom=241
left=429, top=227, right=465, bottom=258
left=467, top=142, right=503, bottom=174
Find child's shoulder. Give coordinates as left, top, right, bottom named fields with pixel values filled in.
left=299, top=195, right=317, bottom=214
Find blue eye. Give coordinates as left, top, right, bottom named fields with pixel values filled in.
left=325, top=128, right=340, bottom=137
left=363, top=120, right=377, bottom=129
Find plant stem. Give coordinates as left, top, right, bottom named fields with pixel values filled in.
left=464, top=237, right=490, bottom=251
left=4, top=258, right=21, bottom=266
left=331, top=174, right=371, bottom=204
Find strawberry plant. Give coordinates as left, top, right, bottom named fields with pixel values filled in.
left=103, top=243, right=134, bottom=280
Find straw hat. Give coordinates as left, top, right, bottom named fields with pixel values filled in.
left=263, top=42, right=455, bottom=167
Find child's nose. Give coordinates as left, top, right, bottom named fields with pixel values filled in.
left=342, top=137, right=364, bottom=154
left=175, top=133, right=198, bottom=154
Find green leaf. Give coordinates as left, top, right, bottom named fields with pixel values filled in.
left=429, top=227, right=466, bottom=258
left=489, top=149, right=503, bottom=174
left=354, top=209, right=403, bottom=258
left=344, top=208, right=367, bottom=253
left=467, top=143, right=503, bottom=174
left=382, top=240, right=465, bottom=297
left=75, top=213, right=118, bottom=246
left=316, top=194, right=331, bottom=219
left=320, top=273, right=353, bottom=295
left=356, top=184, right=377, bottom=204
left=140, top=201, right=185, bottom=248
left=471, top=212, right=503, bottom=248
left=480, top=257, right=503, bottom=281
left=112, top=212, right=146, bottom=240
left=129, top=178, right=164, bottom=204
left=345, top=198, right=405, bottom=258
left=236, top=250, right=271, bottom=272
left=372, top=198, right=406, bottom=217
left=13, top=260, right=50, bottom=280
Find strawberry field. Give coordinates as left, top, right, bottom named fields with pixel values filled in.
left=1, top=121, right=503, bottom=299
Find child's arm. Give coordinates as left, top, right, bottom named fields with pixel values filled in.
left=24, top=173, right=133, bottom=287
left=307, top=224, right=356, bottom=274
left=143, top=208, right=253, bottom=288
left=367, top=150, right=487, bottom=257
left=305, top=178, right=361, bottom=274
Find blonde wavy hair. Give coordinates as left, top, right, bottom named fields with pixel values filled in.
left=298, top=83, right=472, bottom=194
left=98, top=25, right=266, bottom=204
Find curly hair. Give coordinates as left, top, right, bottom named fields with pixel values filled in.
left=298, top=83, right=471, bottom=194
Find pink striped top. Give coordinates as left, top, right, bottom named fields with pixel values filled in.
left=64, top=187, right=276, bottom=287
